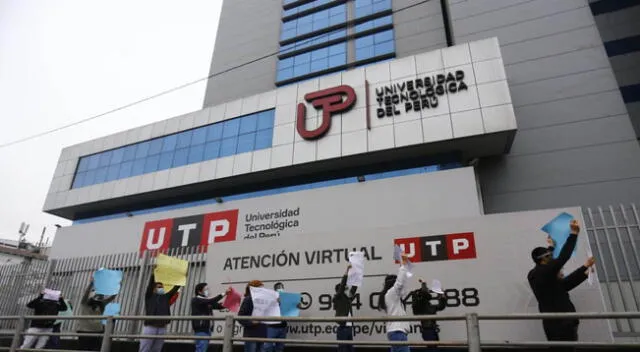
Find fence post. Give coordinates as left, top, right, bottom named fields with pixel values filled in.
left=222, top=315, right=234, bottom=352
left=129, top=251, right=150, bottom=337
left=43, top=259, right=57, bottom=289
left=465, top=313, right=481, bottom=352
left=100, top=316, right=115, bottom=352
left=9, top=316, right=25, bottom=352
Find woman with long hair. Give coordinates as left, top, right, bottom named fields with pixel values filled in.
left=238, top=280, right=267, bottom=352
left=378, top=253, right=411, bottom=352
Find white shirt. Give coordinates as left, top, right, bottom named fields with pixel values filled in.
left=384, top=266, right=411, bottom=333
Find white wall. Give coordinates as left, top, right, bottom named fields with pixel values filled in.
left=50, top=167, right=482, bottom=258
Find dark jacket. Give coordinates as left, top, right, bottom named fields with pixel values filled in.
left=528, top=235, right=587, bottom=326
left=26, top=294, right=68, bottom=328
left=238, top=296, right=267, bottom=338
left=191, top=294, right=224, bottom=333
left=144, top=274, right=180, bottom=327
left=333, top=275, right=358, bottom=326
left=407, top=282, right=446, bottom=329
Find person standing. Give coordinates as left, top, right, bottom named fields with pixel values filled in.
left=528, top=220, right=596, bottom=352
left=139, top=274, right=180, bottom=352
left=406, top=279, right=446, bottom=352
left=333, top=264, right=357, bottom=352
left=191, top=282, right=230, bottom=352
left=379, top=253, right=411, bottom=352
left=238, top=280, right=268, bottom=352
left=76, top=279, right=116, bottom=351
left=20, top=291, right=68, bottom=349
left=263, top=282, right=299, bottom=352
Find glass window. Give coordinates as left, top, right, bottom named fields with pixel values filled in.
left=355, top=0, right=391, bottom=18
left=122, top=145, right=137, bottom=162
left=144, top=155, right=161, bottom=173
left=148, top=139, right=163, bottom=155
left=206, top=124, right=223, bottom=141
left=162, top=135, right=178, bottom=152
left=257, top=110, right=275, bottom=130
left=73, top=172, right=86, bottom=188
left=255, top=129, right=273, bottom=150
left=135, top=141, right=151, bottom=159
left=220, top=137, right=238, bottom=157
left=355, top=29, right=395, bottom=61
left=106, top=165, right=120, bottom=182
left=98, top=151, right=112, bottom=168
left=188, top=144, right=205, bottom=164
left=239, top=114, right=258, bottom=134
left=222, top=119, right=241, bottom=139
left=94, top=167, right=108, bottom=183
left=204, top=141, right=221, bottom=160
left=192, top=127, right=207, bottom=146
left=118, top=161, right=133, bottom=179
left=176, top=130, right=193, bottom=149
left=87, top=155, right=100, bottom=170
left=84, top=170, right=97, bottom=186
left=158, top=152, right=174, bottom=170
left=131, top=159, right=146, bottom=176
left=173, top=148, right=189, bottom=167
left=77, top=158, right=90, bottom=172
left=111, top=148, right=125, bottom=164
left=237, top=133, right=256, bottom=153
left=280, top=4, right=346, bottom=41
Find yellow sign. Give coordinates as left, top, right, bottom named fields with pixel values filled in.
left=154, top=254, right=188, bottom=287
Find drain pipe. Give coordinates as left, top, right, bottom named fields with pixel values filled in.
left=440, top=0, right=455, bottom=46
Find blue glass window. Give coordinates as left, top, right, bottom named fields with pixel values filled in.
left=355, top=15, right=392, bottom=33
left=278, top=42, right=346, bottom=81
left=280, top=4, right=346, bottom=41
left=355, top=29, right=395, bottom=61
left=355, top=0, right=391, bottom=18
left=72, top=109, right=275, bottom=188
left=283, top=0, right=333, bottom=17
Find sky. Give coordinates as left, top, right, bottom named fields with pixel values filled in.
left=0, top=0, right=222, bottom=243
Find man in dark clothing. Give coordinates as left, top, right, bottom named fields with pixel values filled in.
left=528, top=220, right=595, bottom=352
left=333, top=264, right=357, bottom=352
left=406, top=279, right=446, bottom=351
left=238, top=280, right=267, bottom=352
left=191, top=282, right=229, bottom=352
left=139, top=274, right=180, bottom=352
left=21, top=291, right=68, bottom=349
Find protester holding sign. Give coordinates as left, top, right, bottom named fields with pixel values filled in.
left=379, top=253, right=411, bottom=352
left=77, top=278, right=117, bottom=351
left=406, top=279, right=446, bottom=351
left=238, top=280, right=268, bottom=352
left=263, top=282, right=302, bottom=352
left=528, top=220, right=596, bottom=352
left=46, top=298, right=73, bottom=349
left=20, top=290, right=68, bottom=349
left=191, top=282, right=231, bottom=352
left=333, top=264, right=358, bottom=352
left=139, top=273, right=181, bottom=352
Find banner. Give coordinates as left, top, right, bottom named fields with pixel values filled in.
left=541, top=212, right=577, bottom=258
left=223, top=287, right=242, bottom=313
left=249, top=287, right=280, bottom=320
left=93, top=269, right=123, bottom=296
left=279, top=292, right=302, bottom=317
left=347, top=252, right=364, bottom=287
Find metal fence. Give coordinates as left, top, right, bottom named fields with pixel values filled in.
left=0, top=204, right=639, bottom=338
left=583, top=204, right=640, bottom=336
left=0, top=246, right=207, bottom=336
left=3, top=312, right=640, bottom=352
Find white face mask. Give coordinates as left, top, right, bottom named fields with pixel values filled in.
left=276, top=288, right=284, bottom=292
left=203, top=289, right=209, bottom=297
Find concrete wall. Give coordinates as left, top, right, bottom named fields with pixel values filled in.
left=442, top=0, right=640, bottom=212
left=202, top=0, right=281, bottom=107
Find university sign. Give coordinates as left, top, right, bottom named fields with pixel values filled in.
left=296, top=69, right=469, bottom=140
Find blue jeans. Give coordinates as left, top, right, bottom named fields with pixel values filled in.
left=421, top=326, right=440, bottom=352
left=388, top=331, right=410, bottom=352
left=263, top=326, right=287, bottom=352
left=336, top=325, right=354, bottom=352
left=194, top=331, right=209, bottom=352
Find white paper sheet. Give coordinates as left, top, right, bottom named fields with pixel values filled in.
left=43, top=288, right=61, bottom=301
left=431, top=279, right=444, bottom=294
left=249, top=287, right=281, bottom=324
left=347, top=251, right=365, bottom=287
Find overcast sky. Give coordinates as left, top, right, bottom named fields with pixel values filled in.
left=0, top=0, right=222, bottom=243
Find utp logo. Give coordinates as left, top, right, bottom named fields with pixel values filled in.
left=394, top=232, right=477, bottom=263
left=296, top=85, right=357, bottom=140
left=139, top=209, right=239, bottom=256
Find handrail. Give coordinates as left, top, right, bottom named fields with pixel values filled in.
left=4, top=312, right=640, bottom=352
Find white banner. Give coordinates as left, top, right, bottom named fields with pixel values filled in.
left=249, top=287, right=280, bottom=322
left=347, top=252, right=365, bottom=287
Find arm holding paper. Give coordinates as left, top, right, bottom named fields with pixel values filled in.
left=562, top=257, right=595, bottom=291
left=166, top=284, right=180, bottom=298
left=545, top=220, right=580, bottom=277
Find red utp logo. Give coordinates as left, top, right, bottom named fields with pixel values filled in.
left=139, top=209, right=239, bottom=256
left=394, top=232, right=477, bottom=263
left=296, top=85, right=357, bottom=140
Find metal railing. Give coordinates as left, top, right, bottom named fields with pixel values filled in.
left=2, top=312, right=640, bottom=352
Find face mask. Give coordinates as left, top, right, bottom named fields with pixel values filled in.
left=157, top=288, right=165, bottom=294
left=276, top=288, right=284, bottom=292
left=203, top=290, right=209, bottom=297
